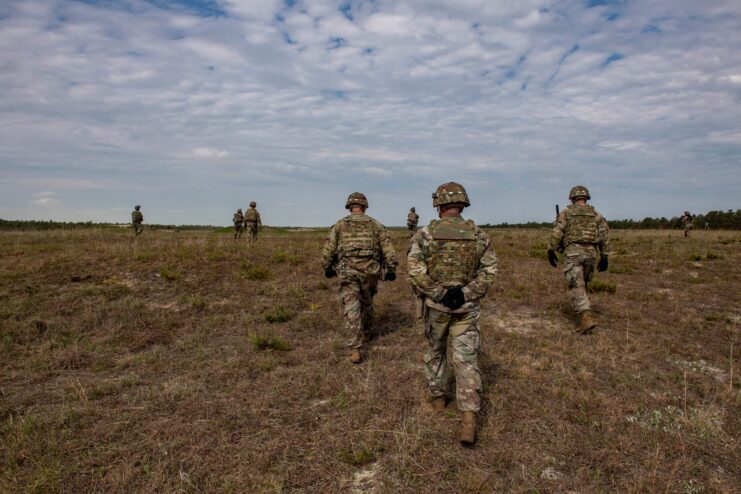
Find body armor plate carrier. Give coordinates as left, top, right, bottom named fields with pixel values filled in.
left=428, top=218, right=478, bottom=287
left=564, top=205, right=598, bottom=245
left=245, top=209, right=258, bottom=222
left=338, top=215, right=380, bottom=259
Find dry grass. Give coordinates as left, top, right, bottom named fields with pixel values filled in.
left=0, top=228, right=739, bottom=493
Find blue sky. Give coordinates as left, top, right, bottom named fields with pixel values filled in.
left=0, top=0, right=739, bottom=226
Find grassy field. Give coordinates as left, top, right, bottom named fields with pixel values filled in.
left=0, top=227, right=739, bottom=493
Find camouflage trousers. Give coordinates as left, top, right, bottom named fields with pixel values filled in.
left=339, top=273, right=379, bottom=349
left=684, top=224, right=692, bottom=238
left=245, top=222, right=258, bottom=241
left=563, top=253, right=596, bottom=313
left=234, top=224, right=243, bottom=239
left=407, top=225, right=417, bottom=237
left=132, top=222, right=143, bottom=235
left=424, top=307, right=482, bottom=412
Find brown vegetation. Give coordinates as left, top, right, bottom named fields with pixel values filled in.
left=1, top=228, right=739, bottom=493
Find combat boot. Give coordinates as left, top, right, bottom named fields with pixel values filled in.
left=575, top=310, right=596, bottom=334
left=350, top=350, right=363, bottom=364
left=460, top=411, right=477, bottom=445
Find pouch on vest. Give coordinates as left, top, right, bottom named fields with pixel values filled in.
left=428, top=219, right=478, bottom=288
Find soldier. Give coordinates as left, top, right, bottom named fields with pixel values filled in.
left=408, top=182, right=498, bottom=446
left=131, top=205, right=144, bottom=236
left=407, top=207, right=419, bottom=236
left=233, top=209, right=244, bottom=239
left=547, top=185, right=609, bottom=334
left=244, top=201, right=262, bottom=241
left=681, top=211, right=693, bottom=238
left=321, top=192, right=398, bottom=364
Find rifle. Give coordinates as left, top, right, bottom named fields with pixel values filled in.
left=555, top=204, right=560, bottom=217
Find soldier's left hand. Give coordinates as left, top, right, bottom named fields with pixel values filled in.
left=384, top=271, right=396, bottom=281
left=440, top=286, right=465, bottom=310
left=597, top=255, right=608, bottom=272
left=547, top=249, right=558, bottom=268
left=324, top=268, right=337, bottom=278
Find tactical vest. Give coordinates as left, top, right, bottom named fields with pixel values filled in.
left=233, top=213, right=243, bottom=224
left=132, top=211, right=143, bottom=223
left=245, top=209, right=258, bottom=222
left=427, top=218, right=478, bottom=287
left=563, top=205, right=598, bottom=245
left=338, top=215, right=380, bottom=259
left=407, top=213, right=418, bottom=226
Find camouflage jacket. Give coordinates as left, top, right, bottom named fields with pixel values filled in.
left=407, top=212, right=419, bottom=227
left=320, top=213, right=398, bottom=277
left=131, top=210, right=143, bottom=223
left=245, top=208, right=261, bottom=226
left=408, top=217, right=498, bottom=313
left=548, top=204, right=609, bottom=257
left=681, top=214, right=692, bottom=226
left=233, top=212, right=244, bottom=225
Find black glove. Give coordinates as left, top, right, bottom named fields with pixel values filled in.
left=324, top=268, right=337, bottom=278
left=384, top=271, right=396, bottom=281
left=597, top=255, right=608, bottom=272
left=440, top=286, right=465, bottom=310
left=547, top=249, right=558, bottom=268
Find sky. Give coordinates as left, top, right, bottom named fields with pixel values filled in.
left=0, top=0, right=739, bottom=227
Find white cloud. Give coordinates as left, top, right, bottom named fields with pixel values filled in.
left=190, top=147, right=230, bottom=159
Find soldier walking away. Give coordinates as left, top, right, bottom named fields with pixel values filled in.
left=407, top=207, right=419, bottom=236
left=547, top=186, right=609, bottom=334
left=681, top=211, right=693, bottom=238
left=131, top=205, right=144, bottom=236
left=321, top=192, right=398, bottom=364
left=233, top=209, right=244, bottom=239
left=244, top=201, right=262, bottom=241
left=408, top=182, right=498, bottom=446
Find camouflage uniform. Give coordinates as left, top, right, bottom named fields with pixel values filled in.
left=681, top=212, right=693, bottom=238
left=131, top=206, right=143, bottom=236
left=245, top=203, right=261, bottom=241
left=407, top=208, right=419, bottom=236
left=321, top=194, right=397, bottom=352
left=233, top=210, right=244, bottom=239
left=548, top=188, right=609, bottom=315
left=408, top=193, right=498, bottom=414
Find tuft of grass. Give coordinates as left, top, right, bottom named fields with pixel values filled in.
left=271, top=252, right=302, bottom=264
left=588, top=279, right=616, bottom=294
left=339, top=446, right=375, bottom=466
left=608, top=264, right=635, bottom=274
left=688, top=253, right=702, bottom=262
left=264, top=306, right=294, bottom=323
left=180, top=294, right=207, bottom=310
left=705, top=251, right=722, bottom=260
left=241, top=263, right=270, bottom=280
left=159, top=266, right=181, bottom=281
left=250, top=333, right=291, bottom=352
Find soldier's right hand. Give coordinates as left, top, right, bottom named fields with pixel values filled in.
left=440, top=286, right=465, bottom=310
left=324, top=268, right=337, bottom=278
left=547, top=249, right=558, bottom=268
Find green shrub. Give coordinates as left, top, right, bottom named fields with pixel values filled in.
left=264, top=306, right=294, bottom=323
left=705, top=251, right=723, bottom=260
left=608, top=264, right=635, bottom=274
left=250, top=333, right=291, bottom=352
left=688, top=254, right=702, bottom=261
left=588, top=279, right=616, bottom=294
left=241, top=263, right=270, bottom=280
left=159, top=266, right=181, bottom=281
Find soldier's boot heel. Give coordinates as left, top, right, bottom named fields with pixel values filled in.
left=350, top=350, right=363, bottom=364
left=576, top=310, right=596, bottom=334
left=460, top=411, right=477, bottom=445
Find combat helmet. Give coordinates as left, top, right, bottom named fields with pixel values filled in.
left=134, top=205, right=141, bottom=210
left=345, top=192, right=369, bottom=209
left=237, top=208, right=242, bottom=213
left=568, top=185, right=590, bottom=201
left=250, top=201, right=257, bottom=207
left=432, top=182, right=470, bottom=207
left=410, top=207, right=416, bottom=212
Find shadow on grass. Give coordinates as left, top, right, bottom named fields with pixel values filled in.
left=373, top=304, right=414, bottom=337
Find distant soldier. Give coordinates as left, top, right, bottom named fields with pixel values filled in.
left=244, top=201, right=262, bottom=241
left=131, top=205, right=144, bottom=236
left=233, top=209, right=244, bottom=239
left=407, top=207, right=419, bottom=236
left=408, top=182, right=498, bottom=445
left=681, top=211, right=693, bottom=238
left=321, top=192, right=398, bottom=364
left=547, top=185, right=609, bottom=334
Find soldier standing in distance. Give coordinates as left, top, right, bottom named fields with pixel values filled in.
left=131, top=205, right=144, bottom=236
left=407, top=207, right=419, bottom=236
left=408, top=182, right=498, bottom=446
left=681, top=211, right=693, bottom=238
left=233, top=209, right=244, bottom=239
left=244, top=201, right=261, bottom=241
left=547, top=185, right=609, bottom=334
left=320, top=192, right=398, bottom=364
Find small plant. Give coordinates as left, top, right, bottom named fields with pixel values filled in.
left=588, top=279, right=616, bottom=294
left=705, top=251, right=722, bottom=260
left=179, top=294, right=207, bottom=310
left=272, top=252, right=302, bottom=264
left=608, top=264, right=635, bottom=274
left=339, top=446, right=375, bottom=466
left=688, top=253, right=702, bottom=261
left=317, top=281, right=329, bottom=290
left=241, top=263, right=270, bottom=280
left=250, top=333, right=291, bottom=352
left=159, top=266, right=181, bottom=281
left=264, top=306, right=294, bottom=323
